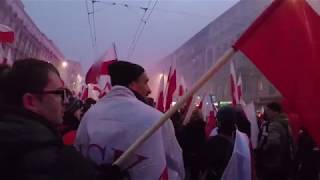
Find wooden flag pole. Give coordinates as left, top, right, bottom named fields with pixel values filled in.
left=113, top=48, right=237, bottom=167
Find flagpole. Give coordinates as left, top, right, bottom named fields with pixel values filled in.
left=113, top=47, right=237, bottom=167
left=182, top=96, right=196, bottom=125
left=113, top=42, right=118, bottom=60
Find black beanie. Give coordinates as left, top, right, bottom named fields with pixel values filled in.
left=216, top=106, right=236, bottom=133
left=108, top=61, right=145, bottom=87
left=267, top=102, right=282, bottom=113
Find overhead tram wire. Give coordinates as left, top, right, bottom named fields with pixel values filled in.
left=88, top=0, right=211, bottom=59
left=96, top=1, right=212, bottom=19
left=92, top=0, right=98, bottom=47
left=85, top=0, right=95, bottom=48
left=128, top=0, right=159, bottom=60
left=127, top=0, right=153, bottom=60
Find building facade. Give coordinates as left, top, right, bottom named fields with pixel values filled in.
left=0, top=0, right=64, bottom=66
left=0, top=0, right=85, bottom=92
left=155, top=0, right=281, bottom=106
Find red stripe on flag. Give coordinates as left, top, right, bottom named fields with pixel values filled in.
left=165, top=69, right=176, bottom=111
left=100, top=60, right=116, bottom=75
left=205, top=111, right=217, bottom=137
left=81, top=87, right=89, bottom=100
left=230, top=74, right=237, bottom=106
left=157, top=91, right=164, bottom=112
left=159, top=167, right=168, bottom=180
left=0, top=32, right=14, bottom=43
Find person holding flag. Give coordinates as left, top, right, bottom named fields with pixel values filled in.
left=75, top=61, right=184, bottom=180
left=202, top=106, right=251, bottom=180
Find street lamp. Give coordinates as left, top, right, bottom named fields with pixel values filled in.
left=77, top=74, right=82, bottom=82
left=62, top=61, right=68, bottom=68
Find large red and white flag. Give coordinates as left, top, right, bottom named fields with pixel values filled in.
left=0, top=24, right=14, bottom=43
left=156, top=74, right=165, bottom=112
left=233, top=0, right=320, bottom=144
left=230, top=61, right=239, bottom=106
left=75, top=86, right=185, bottom=180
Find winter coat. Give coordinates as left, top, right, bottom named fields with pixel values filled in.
left=75, top=86, right=185, bottom=180
left=256, top=114, right=293, bottom=179
left=0, top=106, right=118, bottom=180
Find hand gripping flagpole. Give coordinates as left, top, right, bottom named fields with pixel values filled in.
left=113, top=48, right=237, bottom=167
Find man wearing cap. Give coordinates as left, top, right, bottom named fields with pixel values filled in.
left=75, top=61, right=185, bottom=180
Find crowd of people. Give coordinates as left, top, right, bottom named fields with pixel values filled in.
left=0, top=58, right=319, bottom=180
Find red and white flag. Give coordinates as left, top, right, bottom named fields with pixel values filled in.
left=221, top=130, right=251, bottom=180
left=80, top=84, right=101, bottom=101
left=201, top=95, right=218, bottom=137
left=80, top=85, right=89, bottom=100
left=230, top=61, right=239, bottom=106
left=178, top=76, right=186, bottom=97
left=165, top=64, right=177, bottom=111
left=85, top=43, right=117, bottom=99
left=242, top=102, right=259, bottom=149
left=233, top=0, right=320, bottom=144
left=75, top=86, right=185, bottom=180
left=85, top=43, right=117, bottom=84
left=156, top=73, right=165, bottom=112
left=0, top=24, right=14, bottom=43
left=237, top=76, right=246, bottom=106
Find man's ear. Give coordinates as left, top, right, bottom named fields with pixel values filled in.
left=22, top=93, right=40, bottom=112
left=128, top=82, right=137, bottom=91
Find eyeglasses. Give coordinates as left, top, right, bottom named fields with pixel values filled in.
left=33, top=88, right=70, bottom=104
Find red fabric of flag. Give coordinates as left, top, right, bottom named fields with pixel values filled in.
left=234, top=0, right=320, bottom=144
left=85, top=63, right=100, bottom=84
left=165, top=69, right=176, bottom=111
left=205, top=111, right=217, bottom=138
left=100, top=60, right=117, bottom=75
left=0, top=32, right=14, bottom=43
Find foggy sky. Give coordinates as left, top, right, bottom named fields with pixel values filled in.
left=22, top=0, right=238, bottom=72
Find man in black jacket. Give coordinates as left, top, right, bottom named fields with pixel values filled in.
left=0, top=59, right=122, bottom=180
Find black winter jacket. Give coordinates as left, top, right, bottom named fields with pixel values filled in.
left=0, top=106, right=108, bottom=180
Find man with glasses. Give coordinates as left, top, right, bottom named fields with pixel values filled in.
left=0, top=59, right=123, bottom=180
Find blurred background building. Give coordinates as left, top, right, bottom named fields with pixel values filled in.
left=151, top=0, right=281, bottom=106
left=0, top=0, right=83, bottom=92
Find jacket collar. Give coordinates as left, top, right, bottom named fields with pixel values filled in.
left=106, top=86, right=136, bottom=99
left=0, top=105, right=61, bottom=139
